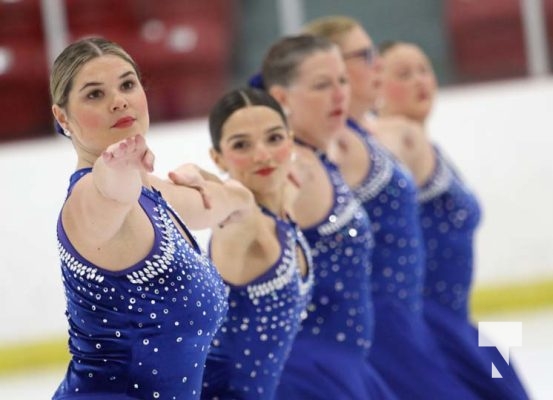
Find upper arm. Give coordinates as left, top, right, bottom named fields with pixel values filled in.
left=207, top=206, right=264, bottom=280
left=62, top=173, right=135, bottom=247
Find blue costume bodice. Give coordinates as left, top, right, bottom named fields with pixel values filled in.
left=53, top=168, right=228, bottom=400
left=277, top=141, right=401, bottom=400
left=347, top=120, right=481, bottom=400
left=348, top=119, right=425, bottom=312
left=293, top=145, right=374, bottom=353
left=201, top=209, right=313, bottom=400
left=419, top=147, right=481, bottom=318
left=418, top=148, right=529, bottom=399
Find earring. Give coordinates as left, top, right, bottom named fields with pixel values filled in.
left=63, top=128, right=71, bottom=137
left=283, top=107, right=291, bottom=117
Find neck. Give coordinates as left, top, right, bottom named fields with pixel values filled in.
left=349, top=101, right=370, bottom=122
left=381, top=110, right=428, bottom=126
left=294, top=129, right=331, bottom=153
left=347, top=113, right=373, bottom=133
left=255, top=189, right=287, bottom=220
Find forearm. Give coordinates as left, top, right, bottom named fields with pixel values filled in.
left=197, top=167, right=224, bottom=184
left=162, top=163, right=255, bottom=230
left=197, top=179, right=254, bottom=228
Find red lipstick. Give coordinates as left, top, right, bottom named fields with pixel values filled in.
left=112, top=116, right=135, bottom=128
left=255, top=167, right=275, bottom=176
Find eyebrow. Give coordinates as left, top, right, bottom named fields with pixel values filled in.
left=78, top=70, right=136, bottom=92
left=265, top=125, right=285, bottom=133
left=225, top=125, right=285, bottom=142
left=226, top=133, right=249, bottom=142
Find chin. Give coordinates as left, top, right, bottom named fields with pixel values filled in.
left=328, top=120, right=345, bottom=135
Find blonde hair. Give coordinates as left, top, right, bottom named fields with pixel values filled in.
left=261, top=34, right=335, bottom=88
left=50, top=37, right=141, bottom=109
left=303, top=16, right=360, bottom=47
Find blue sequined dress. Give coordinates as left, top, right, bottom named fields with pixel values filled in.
left=420, top=147, right=529, bottom=399
left=276, top=142, right=397, bottom=400
left=201, top=209, right=314, bottom=399
left=52, top=168, right=228, bottom=400
left=348, top=119, right=479, bottom=399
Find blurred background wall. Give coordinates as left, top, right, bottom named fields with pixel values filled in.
left=2, top=0, right=553, bottom=142
left=1, top=0, right=552, bottom=372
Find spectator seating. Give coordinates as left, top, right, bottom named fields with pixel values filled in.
left=445, top=0, right=528, bottom=82
left=0, top=0, right=51, bottom=141
left=0, top=0, right=236, bottom=142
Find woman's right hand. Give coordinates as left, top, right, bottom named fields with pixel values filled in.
left=102, top=134, right=154, bottom=173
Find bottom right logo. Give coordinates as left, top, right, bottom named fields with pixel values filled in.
left=478, top=321, right=523, bottom=378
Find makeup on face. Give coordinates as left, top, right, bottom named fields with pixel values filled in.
left=219, top=106, right=293, bottom=193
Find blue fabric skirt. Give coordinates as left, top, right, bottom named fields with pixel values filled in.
left=276, top=336, right=398, bottom=400
left=368, top=299, right=480, bottom=399
left=424, top=300, right=529, bottom=399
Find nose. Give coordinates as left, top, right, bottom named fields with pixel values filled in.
left=111, top=93, right=128, bottom=112
left=253, top=142, right=271, bottom=163
left=333, top=81, right=347, bottom=104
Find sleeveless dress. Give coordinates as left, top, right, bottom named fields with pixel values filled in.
left=201, top=208, right=314, bottom=399
left=420, top=147, right=529, bottom=399
left=52, top=168, right=228, bottom=400
left=348, top=119, right=479, bottom=399
left=276, top=141, right=397, bottom=400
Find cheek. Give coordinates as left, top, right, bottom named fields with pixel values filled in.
left=224, top=153, right=253, bottom=171
left=385, top=81, right=410, bottom=106
left=300, top=92, right=325, bottom=111
left=273, top=143, right=292, bottom=164
left=135, top=91, right=149, bottom=115
left=73, top=108, right=105, bottom=132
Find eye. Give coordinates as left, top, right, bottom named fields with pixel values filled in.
left=121, top=79, right=136, bottom=91
left=86, top=89, right=103, bottom=100
left=396, top=69, right=412, bottom=80
left=313, top=81, right=331, bottom=90
left=268, top=132, right=285, bottom=144
left=230, top=140, right=250, bottom=151
left=419, top=64, right=431, bottom=75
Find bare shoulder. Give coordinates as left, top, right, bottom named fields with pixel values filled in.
left=290, top=144, right=334, bottom=228
left=374, top=116, right=425, bottom=140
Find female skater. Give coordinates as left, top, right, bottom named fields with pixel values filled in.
left=50, top=37, right=252, bottom=400
left=200, top=87, right=313, bottom=399
left=378, top=40, right=529, bottom=399
left=257, top=34, right=396, bottom=399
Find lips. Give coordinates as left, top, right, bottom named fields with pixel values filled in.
left=255, top=167, right=275, bottom=176
left=417, top=90, right=430, bottom=101
left=112, top=116, right=135, bottom=128
left=329, top=109, right=344, bottom=117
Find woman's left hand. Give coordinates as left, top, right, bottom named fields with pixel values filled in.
left=168, top=164, right=212, bottom=209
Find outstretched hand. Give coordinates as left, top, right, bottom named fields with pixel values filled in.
left=168, top=164, right=212, bottom=209
left=102, top=135, right=154, bottom=172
